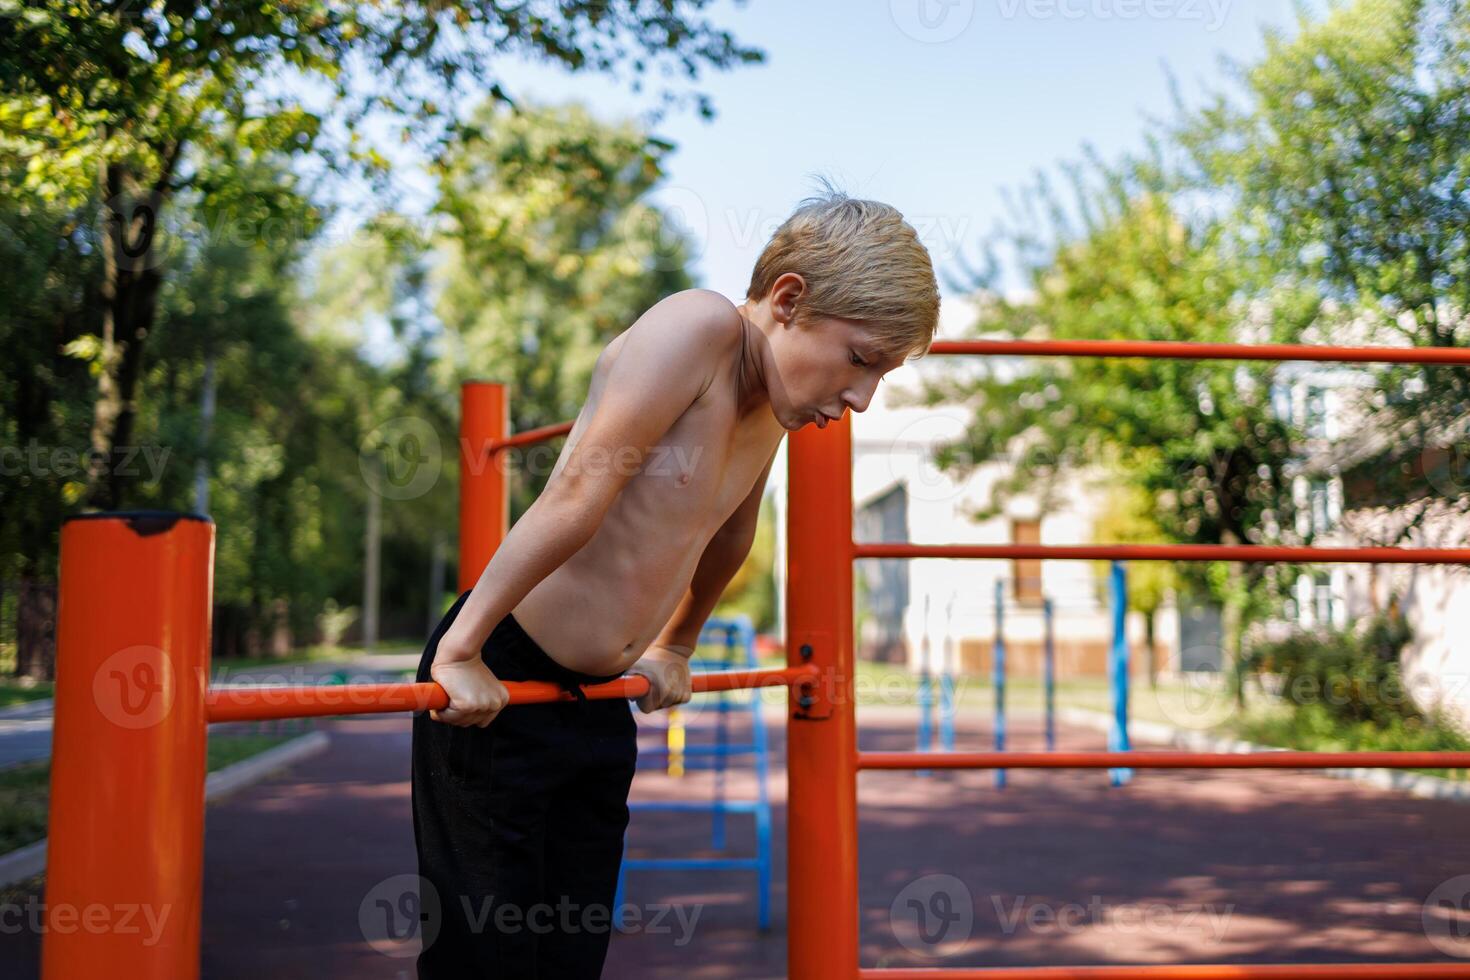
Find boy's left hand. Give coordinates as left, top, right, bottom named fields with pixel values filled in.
left=627, top=644, right=693, bottom=713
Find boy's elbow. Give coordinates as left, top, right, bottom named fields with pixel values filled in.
left=538, top=470, right=622, bottom=535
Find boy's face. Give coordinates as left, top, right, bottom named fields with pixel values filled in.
left=768, top=312, right=905, bottom=431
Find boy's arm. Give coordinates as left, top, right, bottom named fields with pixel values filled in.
left=429, top=290, right=741, bottom=726
left=628, top=447, right=777, bottom=712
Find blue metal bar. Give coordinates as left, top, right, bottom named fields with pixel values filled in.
left=711, top=624, right=732, bottom=849
left=1043, top=597, right=1056, bottom=753
left=938, top=670, right=955, bottom=753
left=638, top=744, right=760, bottom=757
left=1109, top=561, right=1133, bottom=786
left=621, top=858, right=763, bottom=871
left=616, top=614, right=771, bottom=931
left=629, top=800, right=765, bottom=813
left=745, top=615, right=772, bottom=931
left=994, top=579, right=1006, bottom=789
left=939, top=594, right=956, bottom=752
left=915, top=594, right=933, bottom=776
left=916, top=670, right=933, bottom=750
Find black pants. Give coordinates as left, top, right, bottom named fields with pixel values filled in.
left=412, top=590, right=637, bottom=979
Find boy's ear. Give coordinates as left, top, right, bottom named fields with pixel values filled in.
left=769, top=272, right=807, bottom=326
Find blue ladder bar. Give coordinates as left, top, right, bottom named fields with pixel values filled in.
left=616, top=616, right=772, bottom=930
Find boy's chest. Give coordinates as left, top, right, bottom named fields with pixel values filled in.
left=631, top=396, right=781, bottom=526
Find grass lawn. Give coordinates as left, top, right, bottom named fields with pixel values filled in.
left=745, top=653, right=1238, bottom=730
left=1227, top=699, right=1470, bottom=781
left=0, top=680, right=52, bottom=710
left=0, top=644, right=54, bottom=708
left=210, top=641, right=419, bottom=672
left=1, top=731, right=307, bottom=857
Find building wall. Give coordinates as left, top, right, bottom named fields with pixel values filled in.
left=844, top=389, right=1179, bottom=679
left=1271, top=364, right=1470, bottom=732
left=767, top=300, right=1185, bottom=681
left=1325, top=507, right=1470, bottom=732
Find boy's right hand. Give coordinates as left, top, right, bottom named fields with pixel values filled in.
left=429, top=653, right=511, bottom=727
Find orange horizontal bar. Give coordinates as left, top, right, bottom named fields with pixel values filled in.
left=206, top=665, right=816, bottom=724
left=486, top=420, right=574, bottom=453
left=930, top=337, right=1470, bottom=365
left=854, top=542, right=1470, bottom=565
left=862, top=964, right=1470, bottom=978
left=858, top=751, right=1470, bottom=770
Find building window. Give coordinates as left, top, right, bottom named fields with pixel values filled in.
left=1313, top=572, right=1334, bottom=627
left=1304, top=386, right=1329, bottom=440
left=855, top=485, right=910, bottom=663
left=1011, top=518, right=1043, bottom=605
left=1309, top=479, right=1332, bottom=535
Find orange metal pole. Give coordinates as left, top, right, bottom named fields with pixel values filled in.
left=787, top=413, right=859, bottom=979
left=857, top=750, right=1470, bottom=770
left=861, top=964, right=1470, bottom=978
left=487, top=420, right=574, bottom=452
left=930, top=337, right=1470, bottom=365
left=854, top=542, right=1470, bottom=564
left=44, top=511, right=214, bottom=980
left=459, top=381, right=509, bottom=593
left=203, top=665, right=817, bottom=723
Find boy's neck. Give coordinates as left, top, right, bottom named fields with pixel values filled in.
left=733, top=299, right=775, bottom=420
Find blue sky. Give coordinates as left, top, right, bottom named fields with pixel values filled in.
left=334, top=0, right=1325, bottom=355
left=457, top=1, right=1317, bottom=298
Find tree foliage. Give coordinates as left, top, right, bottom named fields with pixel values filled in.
left=923, top=0, right=1470, bottom=675
left=430, top=98, right=696, bottom=511
left=1, top=0, right=761, bottom=668
left=1, top=0, right=761, bottom=510
left=1178, top=0, right=1470, bottom=510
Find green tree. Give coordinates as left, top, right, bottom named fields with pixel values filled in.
left=715, top=494, right=778, bottom=633
left=1092, top=484, right=1180, bottom=687
left=0, top=187, right=100, bottom=676
left=1, top=0, right=761, bottom=511
left=1178, top=0, right=1470, bottom=516
left=921, top=181, right=1310, bottom=687
left=429, top=98, right=697, bottom=515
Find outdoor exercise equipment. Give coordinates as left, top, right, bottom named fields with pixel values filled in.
left=923, top=574, right=1116, bottom=788
left=43, top=340, right=1470, bottom=978
left=614, top=615, right=773, bottom=930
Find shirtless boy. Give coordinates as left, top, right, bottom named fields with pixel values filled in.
left=411, top=186, right=940, bottom=978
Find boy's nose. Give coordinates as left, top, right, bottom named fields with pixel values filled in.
left=843, top=377, right=881, bottom=414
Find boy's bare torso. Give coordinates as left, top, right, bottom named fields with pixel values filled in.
left=511, top=311, right=785, bottom=675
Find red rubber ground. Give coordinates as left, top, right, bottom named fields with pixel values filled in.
left=3, top=708, right=1466, bottom=979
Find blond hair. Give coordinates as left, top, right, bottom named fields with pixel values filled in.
left=746, top=179, right=940, bottom=361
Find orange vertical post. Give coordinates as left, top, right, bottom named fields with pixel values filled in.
left=459, top=381, right=510, bottom=592
left=786, top=415, right=859, bottom=978
left=43, top=511, right=215, bottom=980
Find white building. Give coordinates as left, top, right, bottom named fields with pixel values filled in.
left=1269, top=361, right=1470, bottom=730
left=769, top=299, right=1177, bottom=680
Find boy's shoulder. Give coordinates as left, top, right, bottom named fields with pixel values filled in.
left=597, top=289, right=746, bottom=404
left=635, top=288, right=745, bottom=353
